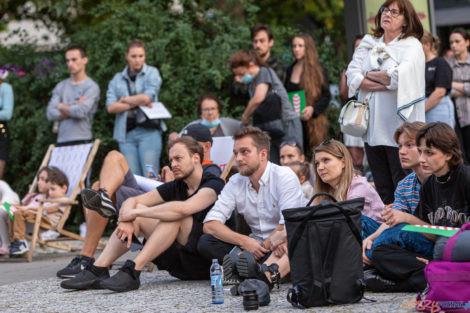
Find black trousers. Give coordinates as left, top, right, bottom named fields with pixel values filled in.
left=371, top=244, right=430, bottom=292
left=197, top=234, right=235, bottom=264
left=460, top=125, right=470, bottom=164
left=364, top=143, right=406, bottom=205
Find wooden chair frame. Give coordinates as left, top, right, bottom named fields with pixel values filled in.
left=26, top=139, right=100, bottom=262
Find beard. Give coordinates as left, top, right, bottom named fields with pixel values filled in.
left=238, top=160, right=260, bottom=177
left=256, top=50, right=268, bottom=59
left=175, top=164, right=195, bottom=180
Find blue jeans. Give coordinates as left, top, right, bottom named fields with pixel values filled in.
left=361, top=215, right=381, bottom=240
left=425, top=95, right=455, bottom=129
left=119, top=127, right=162, bottom=176
left=365, top=223, right=435, bottom=260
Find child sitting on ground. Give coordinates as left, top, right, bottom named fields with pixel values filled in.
left=9, top=167, right=69, bottom=256
left=288, top=161, right=314, bottom=203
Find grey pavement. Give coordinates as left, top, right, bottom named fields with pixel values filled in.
left=0, top=258, right=417, bottom=313
left=0, top=241, right=417, bottom=312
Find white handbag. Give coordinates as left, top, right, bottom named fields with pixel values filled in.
left=338, top=93, right=371, bottom=137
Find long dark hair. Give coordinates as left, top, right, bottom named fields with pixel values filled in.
left=292, top=34, right=324, bottom=105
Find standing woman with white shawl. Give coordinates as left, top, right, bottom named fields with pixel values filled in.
left=346, top=0, right=425, bottom=205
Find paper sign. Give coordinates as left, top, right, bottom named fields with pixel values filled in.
left=402, top=224, right=460, bottom=237
left=140, top=102, right=172, bottom=119
left=211, top=136, right=235, bottom=172
left=288, top=90, right=306, bottom=117
left=134, top=175, right=163, bottom=192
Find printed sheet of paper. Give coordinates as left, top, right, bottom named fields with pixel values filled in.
left=211, top=136, right=235, bottom=173
left=140, top=102, right=172, bottom=119
left=134, top=175, right=163, bottom=192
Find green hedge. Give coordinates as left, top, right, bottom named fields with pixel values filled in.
left=2, top=0, right=346, bottom=197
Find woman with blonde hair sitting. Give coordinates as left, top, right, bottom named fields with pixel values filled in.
left=313, top=139, right=384, bottom=237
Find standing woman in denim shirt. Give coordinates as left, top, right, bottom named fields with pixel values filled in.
left=106, top=39, right=163, bottom=176
left=0, top=71, right=14, bottom=180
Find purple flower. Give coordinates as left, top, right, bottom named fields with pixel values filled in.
left=17, top=71, right=26, bottom=77
left=42, top=60, right=55, bottom=67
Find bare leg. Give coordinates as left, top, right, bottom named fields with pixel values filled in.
left=263, top=253, right=290, bottom=281
left=133, top=216, right=193, bottom=270
left=98, top=150, right=130, bottom=197
left=79, top=151, right=130, bottom=258
left=347, top=147, right=364, bottom=168
left=0, top=160, right=5, bottom=180
left=80, top=210, right=109, bottom=258
left=93, top=227, right=132, bottom=268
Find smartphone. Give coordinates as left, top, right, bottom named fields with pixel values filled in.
left=145, top=164, right=158, bottom=178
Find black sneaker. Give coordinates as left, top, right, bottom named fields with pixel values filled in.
left=237, top=252, right=279, bottom=290
left=364, top=269, right=400, bottom=292
left=57, top=255, right=95, bottom=278
left=61, top=265, right=110, bottom=290
left=81, top=188, right=117, bottom=218
left=10, top=240, right=29, bottom=256
left=223, top=252, right=241, bottom=285
left=99, top=260, right=141, bottom=292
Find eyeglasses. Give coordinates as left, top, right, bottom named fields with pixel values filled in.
left=202, top=107, right=218, bottom=113
left=380, top=6, right=402, bottom=18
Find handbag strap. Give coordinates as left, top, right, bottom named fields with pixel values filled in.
left=443, top=222, right=470, bottom=261
left=125, top=78, right=136, bottom=96
left=288, top=193, right=334, bottom=257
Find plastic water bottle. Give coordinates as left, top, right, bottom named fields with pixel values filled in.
left=210, top=259, right=224, bottom=304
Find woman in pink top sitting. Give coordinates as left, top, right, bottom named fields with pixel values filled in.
left=313, top=139, right=384, bottom=239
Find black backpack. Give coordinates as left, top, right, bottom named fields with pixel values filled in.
left=283, top=193, right=365, bottom=308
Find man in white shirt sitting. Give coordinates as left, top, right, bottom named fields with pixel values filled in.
left=198, top=127, right=304, bottom=290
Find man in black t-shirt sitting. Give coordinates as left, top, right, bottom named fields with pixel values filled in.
left=56, top=123, right=220, bottom=279
left=61, top=136, right=225, bottom=292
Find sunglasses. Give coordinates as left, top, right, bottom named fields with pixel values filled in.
left=320, top=139, right=333, bottom=146
left=280, top=140, right=301, bottom=149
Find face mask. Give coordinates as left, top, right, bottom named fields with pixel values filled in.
left=241, top=73, right=255, bottom=84
left=201, top=118, right=220, bottom=128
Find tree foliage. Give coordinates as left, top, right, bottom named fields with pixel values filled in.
left=2, top=0, right=345, bottom=199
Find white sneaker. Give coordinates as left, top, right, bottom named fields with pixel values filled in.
left=10, top=239, right=29, bottom=255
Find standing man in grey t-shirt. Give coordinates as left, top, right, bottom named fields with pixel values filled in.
left=47, top=46, right=100, bottom=145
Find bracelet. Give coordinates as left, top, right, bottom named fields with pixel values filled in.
left=242, top=114, right=249, bottom=121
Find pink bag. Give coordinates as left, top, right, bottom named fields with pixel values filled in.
left=416, top=223, right=470, bottom=313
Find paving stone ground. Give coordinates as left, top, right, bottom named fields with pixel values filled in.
left=0, top=267, right=417, bottom=313
left=0, top=240, right=418, bottom=312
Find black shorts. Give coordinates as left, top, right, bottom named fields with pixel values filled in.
left=152, top=217, right=211, bottom=280
left=115, top=170, right=146, bottom=213
left=0, top=122, right=10, bottom=161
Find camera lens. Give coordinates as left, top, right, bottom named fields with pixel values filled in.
left=242, top=290, right=259, bottom=310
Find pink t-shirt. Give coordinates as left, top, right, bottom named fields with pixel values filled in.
left=21, top=193, right=47, bottom=209
left=347, top=176, right=383, bottom=222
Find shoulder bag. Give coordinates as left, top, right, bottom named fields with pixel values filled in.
left=252, top=68, right=285, bottom=139
left=125, top=79, right=161, bottom=130
left=338, top=92, right=372, bottom=137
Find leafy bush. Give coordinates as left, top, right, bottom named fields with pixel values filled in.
left=2, top=0, right=346, bottom=197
